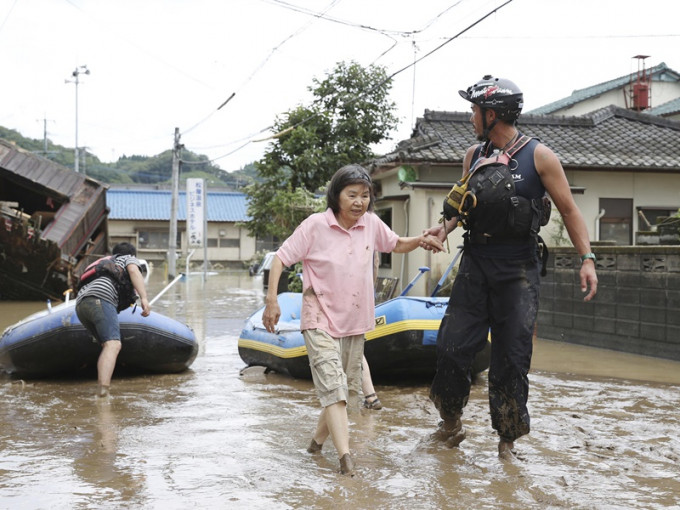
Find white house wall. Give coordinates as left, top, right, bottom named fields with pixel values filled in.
left=566, top=170, right=680, bottom=234
left=373, top=164, right=680, bottom=294
left=376, top=184, right=466, bottom=296
left=108, top=218, right=256, bottom=267
left=554, top=89, right=627, bottom=116
left=652, top=81, right=680, bottom=107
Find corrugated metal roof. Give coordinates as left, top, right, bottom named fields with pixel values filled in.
left=106, top=189, right=250, bottom=221
left=528, top=62, right=680, bottom=115
left=0, top=139, right=96, bottom=199
left=371, top=106, right=680, bottom=170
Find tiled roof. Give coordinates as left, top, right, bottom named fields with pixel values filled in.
left=527, top=62, right=680, bottom=115
left=372, top=106, right=680, bottom=170
left=647, top=97, right=680, bottom=116
left=106, top=189, right=249, bottom=221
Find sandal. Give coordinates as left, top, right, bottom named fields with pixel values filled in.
left=363, top=393, right=383, bottom=410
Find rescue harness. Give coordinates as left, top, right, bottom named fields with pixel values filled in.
left=443, top=135, right=550, bottom=241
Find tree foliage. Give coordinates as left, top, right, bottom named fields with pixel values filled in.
left=246, top=61, right=398, bottom=240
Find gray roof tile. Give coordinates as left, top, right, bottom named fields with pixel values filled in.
left=647, top=97, right=680, bottom=116
left=373, top=106, right=680, bottom=170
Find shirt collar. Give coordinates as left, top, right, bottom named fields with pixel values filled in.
left=324, top=207, right=367, bottom=230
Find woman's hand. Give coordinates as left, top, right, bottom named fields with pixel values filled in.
left=262, top=299, right=281, bottom=333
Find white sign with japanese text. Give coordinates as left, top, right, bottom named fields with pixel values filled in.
left=186, top=178, right=205, bottom=248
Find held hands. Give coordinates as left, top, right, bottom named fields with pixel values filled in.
left=419, top=226, right=447, bottom=253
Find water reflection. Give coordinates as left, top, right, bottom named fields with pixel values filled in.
left=71, top=396, right=148, bottom=506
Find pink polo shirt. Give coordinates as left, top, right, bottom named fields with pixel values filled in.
left=276, top=208, right=399, bottom=338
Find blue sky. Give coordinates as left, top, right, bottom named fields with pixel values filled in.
left=1, top=0, right=678, bottom=172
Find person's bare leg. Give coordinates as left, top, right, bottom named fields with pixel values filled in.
left=361, top=356, right=375, bottom=396
left=322, top=401, right=354, bottom=474
left=308, top=407, right=330, bottom=452
left=361, top=356, right=381, bottom=409
left=323, top=401, right=349, bottom=456
left=97, top=340, right=121, bottom=396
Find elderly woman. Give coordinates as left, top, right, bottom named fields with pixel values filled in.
left=262, top=164, right=442, bottom=475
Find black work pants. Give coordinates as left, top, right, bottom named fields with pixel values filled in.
left=429, top=250, right=540, bottom=442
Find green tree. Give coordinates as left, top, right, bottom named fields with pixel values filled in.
left=245, top=61, right=398, bottom=240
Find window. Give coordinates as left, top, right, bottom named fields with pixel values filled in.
left=599, top=198, right=632, bottom=245
left=138, top=230, right=178, bottom=249
left=637, top=207, right=678, bottom=230
left=220, top=238, right=240, bottom=248
left=256, top=235, right=280, bottom=253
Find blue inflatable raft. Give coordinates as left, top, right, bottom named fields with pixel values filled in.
left=0, top=300, right=198, bottom=378
left=238, top=292, right=490, bottom=380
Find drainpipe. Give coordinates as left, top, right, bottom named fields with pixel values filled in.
left=401, top=199, right=409, bottom=292
left=595, top=209, right=605, bottom=241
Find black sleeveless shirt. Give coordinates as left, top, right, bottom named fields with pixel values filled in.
left=466, top=134, right=544, bottom=260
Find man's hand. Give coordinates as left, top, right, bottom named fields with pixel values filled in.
left=580, top=260, right=598, bottom=302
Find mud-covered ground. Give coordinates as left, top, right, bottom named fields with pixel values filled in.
left=1, top=272, right=678, bottom=509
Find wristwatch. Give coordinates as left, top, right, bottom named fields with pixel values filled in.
left=580, top=252, right=597, bottom=263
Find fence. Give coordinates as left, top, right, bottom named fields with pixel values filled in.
left=537, top=246, right=680, bottom=361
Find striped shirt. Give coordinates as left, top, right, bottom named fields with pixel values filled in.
left=75, top=255, right=140, bottom=308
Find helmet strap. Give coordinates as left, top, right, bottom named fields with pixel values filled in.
left=480, top=108, right=497, bottom=141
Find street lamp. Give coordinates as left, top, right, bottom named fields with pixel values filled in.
left=66, top=65, right=90, bottom=173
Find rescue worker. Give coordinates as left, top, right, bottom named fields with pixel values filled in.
left=421, top=75, right=598, bottom=457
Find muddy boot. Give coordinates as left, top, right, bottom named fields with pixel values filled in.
left=498, top=439, right=515, bottom=458
left=430, top=418, right=466, bottom=447
left=307, top=439, right=323, bottom=454
left=339, top=453, right=355, bottom=476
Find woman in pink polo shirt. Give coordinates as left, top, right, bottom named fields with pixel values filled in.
left=262, top=164, right=443, bottom=475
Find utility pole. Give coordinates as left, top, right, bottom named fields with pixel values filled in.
left=66, top=65, right=90, bottom=173
left=168, top=127, right=182, bottom=279
left=42, top=117, right=48, bottom=153
left=33, top=116, right=57, bottom=159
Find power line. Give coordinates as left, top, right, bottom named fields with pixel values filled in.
left=454, top=33, right=680, bottom=40
left=182, top=0, right=467, bottom=138
left=262, top=0, right=465, bottom=37
left=182, top=0, right=342, bottom=136
left=0, top=0, right=19, bottom=35
left=197, top=0, right=515, bottom=165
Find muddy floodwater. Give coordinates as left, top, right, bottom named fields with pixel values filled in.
left=1, top=271, right=679, bottom=509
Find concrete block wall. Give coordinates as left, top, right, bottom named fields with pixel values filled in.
left=537, top=246, right=680, bottom=362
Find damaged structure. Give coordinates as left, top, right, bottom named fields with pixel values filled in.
left=0, top=139, right=109, bottom=301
